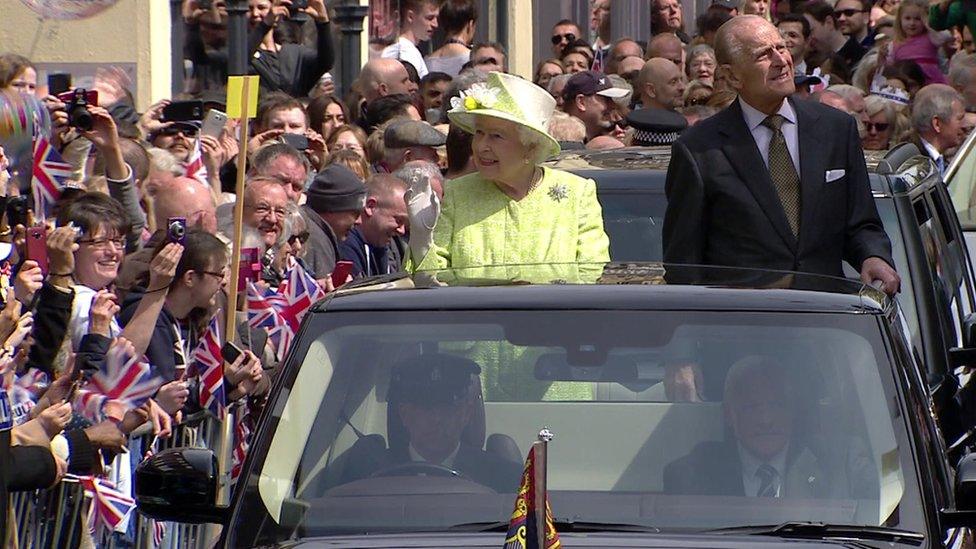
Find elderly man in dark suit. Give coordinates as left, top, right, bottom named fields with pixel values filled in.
left=663, top=15, right=900, bottom=294
left=663, top=355, right=876, bottom=499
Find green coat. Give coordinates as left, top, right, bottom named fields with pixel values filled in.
left=417, top=166, right=611, bottom=401
left=417, top=166, right=611, bottom=283
left=929, top=2, right=976, bottom=43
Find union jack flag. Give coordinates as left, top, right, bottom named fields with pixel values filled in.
left=75, top=475, right=136, bottom=534
left=276, top=262, right=326, bottom=334
left=14, top=367, right=49, bottom=399
left=246, top=282, right=290, bottom=357
left=7, top=368, right=49, bottom=425
left=31, top=134, right=71, bottom=220
left=88, top=342, right=161, bottom=411
left=231, top=409, right=252, bottom=482
left=188, top=314, right=225, bottom=420
left=184, top=137, right=208, bottom=187
left=73, top=389, right=107, bottom=424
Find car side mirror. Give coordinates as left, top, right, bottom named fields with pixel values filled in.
left=135, top=448, right=227, bottom=524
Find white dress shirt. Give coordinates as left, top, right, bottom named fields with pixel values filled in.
left=739, top=97, right=801, bottom=174
left=738, top=443, right=789, bottom=497
left=381, top=36, right=429, bottom=78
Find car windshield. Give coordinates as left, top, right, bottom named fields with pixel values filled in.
left=229, top=309, right=923, bottom=544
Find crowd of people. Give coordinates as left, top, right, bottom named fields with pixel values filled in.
left=0, top=0, right=972, bottom=544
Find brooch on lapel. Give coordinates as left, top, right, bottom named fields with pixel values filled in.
left=547, top=183, right=569, bottom=202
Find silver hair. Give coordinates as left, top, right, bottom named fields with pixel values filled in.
left=393, top=160, right=443, bottom=191
left=548, top=110, right=587, bottom=142
left=911, top=84, right=964, bottom=133
left=147, top=147, right=183, bottom=177
left=864, top=94, right=895, bottom=123
left=547, top=73, right=573, bottom=96
left=949, top=53, right=976, bottom=90
left=687, top=44, right=716, bottom=65
left=825, top=84, right=865, bottom=104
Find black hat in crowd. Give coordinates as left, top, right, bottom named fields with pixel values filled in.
left=710, top=0, right=740, bottom=10
left=627, top=108, right=688, bottom=146
left=562, top=70, right=630, bottom=103
left=384, top=120, right=446, bottom=149
left=306, top=164, right=367, bottom=213
left=388, top=354, right=481, bottom=407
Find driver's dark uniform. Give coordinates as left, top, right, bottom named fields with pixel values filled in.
left=343, top=443, right=522, bottom=492
left=339, top=353, right=523, bottom=492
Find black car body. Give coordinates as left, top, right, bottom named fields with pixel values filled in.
left=137, top=267, right=976, bottom=548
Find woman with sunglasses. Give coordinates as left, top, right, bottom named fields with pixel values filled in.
left=862, top=95, right=898, bottom=150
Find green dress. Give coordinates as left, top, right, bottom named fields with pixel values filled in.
left=417, top=167, right=611, bottom=401
left=417, top=166, right=611, bottom=280
left=929, top=2, right=976, bottom=45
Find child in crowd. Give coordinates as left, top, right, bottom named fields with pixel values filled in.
left=889, top=0, right=951, bottom=84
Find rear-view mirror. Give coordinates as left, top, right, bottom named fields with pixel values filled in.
left=135, top=448, right=226, bottom=524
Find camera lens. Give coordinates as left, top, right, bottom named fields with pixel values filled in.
left=69, top=106, right=93, bottom=132
left=169, top=222, right=185, bottom=238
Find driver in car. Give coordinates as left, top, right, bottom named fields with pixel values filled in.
left=345, top=353, right=522, bottom=492
left=663, top=355, right=877, bottom=499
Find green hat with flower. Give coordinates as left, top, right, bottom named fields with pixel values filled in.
left=447, top=71, right=561, bottom=159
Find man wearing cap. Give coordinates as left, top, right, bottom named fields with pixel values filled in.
left=563, top=70, right=631, bottom=142
left=663, top=16, right=899, bottom=294
left=300, top=164, right=368, bottom=281
left=343, top=353, right=521, bottom=491
left=338, top=174, right=408, bottom=278
left=382, top=120, right=446, bottom=172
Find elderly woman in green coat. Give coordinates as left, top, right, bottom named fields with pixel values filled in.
left=409, top=71, right=611, bottom=401
left=414, top=71, right=611, bottom=282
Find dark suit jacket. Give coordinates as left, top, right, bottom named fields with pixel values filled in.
left=663, top=98, right=893, bottom=279
left=662, top=438, right=877, bottom=500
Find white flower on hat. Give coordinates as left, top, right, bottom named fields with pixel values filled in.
left=450, top=83, right=502, bottom=113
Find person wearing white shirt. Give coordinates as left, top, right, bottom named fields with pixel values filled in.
left=381, top=0, right=440, bottom=78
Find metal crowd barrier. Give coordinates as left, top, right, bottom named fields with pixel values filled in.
left=9, top=407, right=236, bottom=549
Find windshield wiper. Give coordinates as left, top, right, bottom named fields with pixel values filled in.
left=708, top=521, right=924, bottom=544
left=449, top=520, right=660, bottom=534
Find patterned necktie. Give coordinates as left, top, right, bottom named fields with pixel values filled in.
left=755, top=463, right=779, bottom=497
left=761, top=114, right=801, bottom=238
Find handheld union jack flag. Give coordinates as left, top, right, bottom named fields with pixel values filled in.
left=276, top=261, right=326, bottom=334
left=183, top=137, right=208, bottom=187
left=188, top=313, right=226, bottom=420
left=73, top=389, right=107, bottom=424
left=246, top=282, right=290, bottom=357
left=231, top=408, right=252, bottom=482
left=75, top=475, right=136, bottom=534
left=31, top=134, right=71, bottom=220
left=88, top=342, right=161, bottom=411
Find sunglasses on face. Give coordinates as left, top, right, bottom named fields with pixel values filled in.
left=833, top=8, right=864, bottom=17
left=551, top=33, right=576, bottom=45
left=289, top=231, right=310, bottom=244
left=158, top=126, right=198, bottom=137
left=865, top=121, right=890, bottom=132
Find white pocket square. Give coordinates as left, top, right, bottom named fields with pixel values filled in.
left=825, top=169, right=846, bottom=182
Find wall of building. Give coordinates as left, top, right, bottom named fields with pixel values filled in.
left=0, top=0, right=171, bottom=111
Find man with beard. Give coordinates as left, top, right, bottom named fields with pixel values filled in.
left=234, top=176, right=290, bottom=252
left=338, top=174, right=408, bottom=278
left=149, top=121, right=199, bottom=164
left=562, top=71, right=630, bottom=142
left=637, top=58, right=686, bottom=111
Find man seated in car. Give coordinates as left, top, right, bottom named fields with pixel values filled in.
left=663, top=355, right=877, bottom=499
left=344, top=353, right=522, bottom=492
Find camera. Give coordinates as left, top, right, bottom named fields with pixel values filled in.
left=167, top=217, right=187, bottom=245
left=57, top=89, right=99, bottom=132
left=290, top=0, right=309, bottom=21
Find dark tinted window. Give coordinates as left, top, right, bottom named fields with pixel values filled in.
left=598, top=190, right=666, bottom=262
